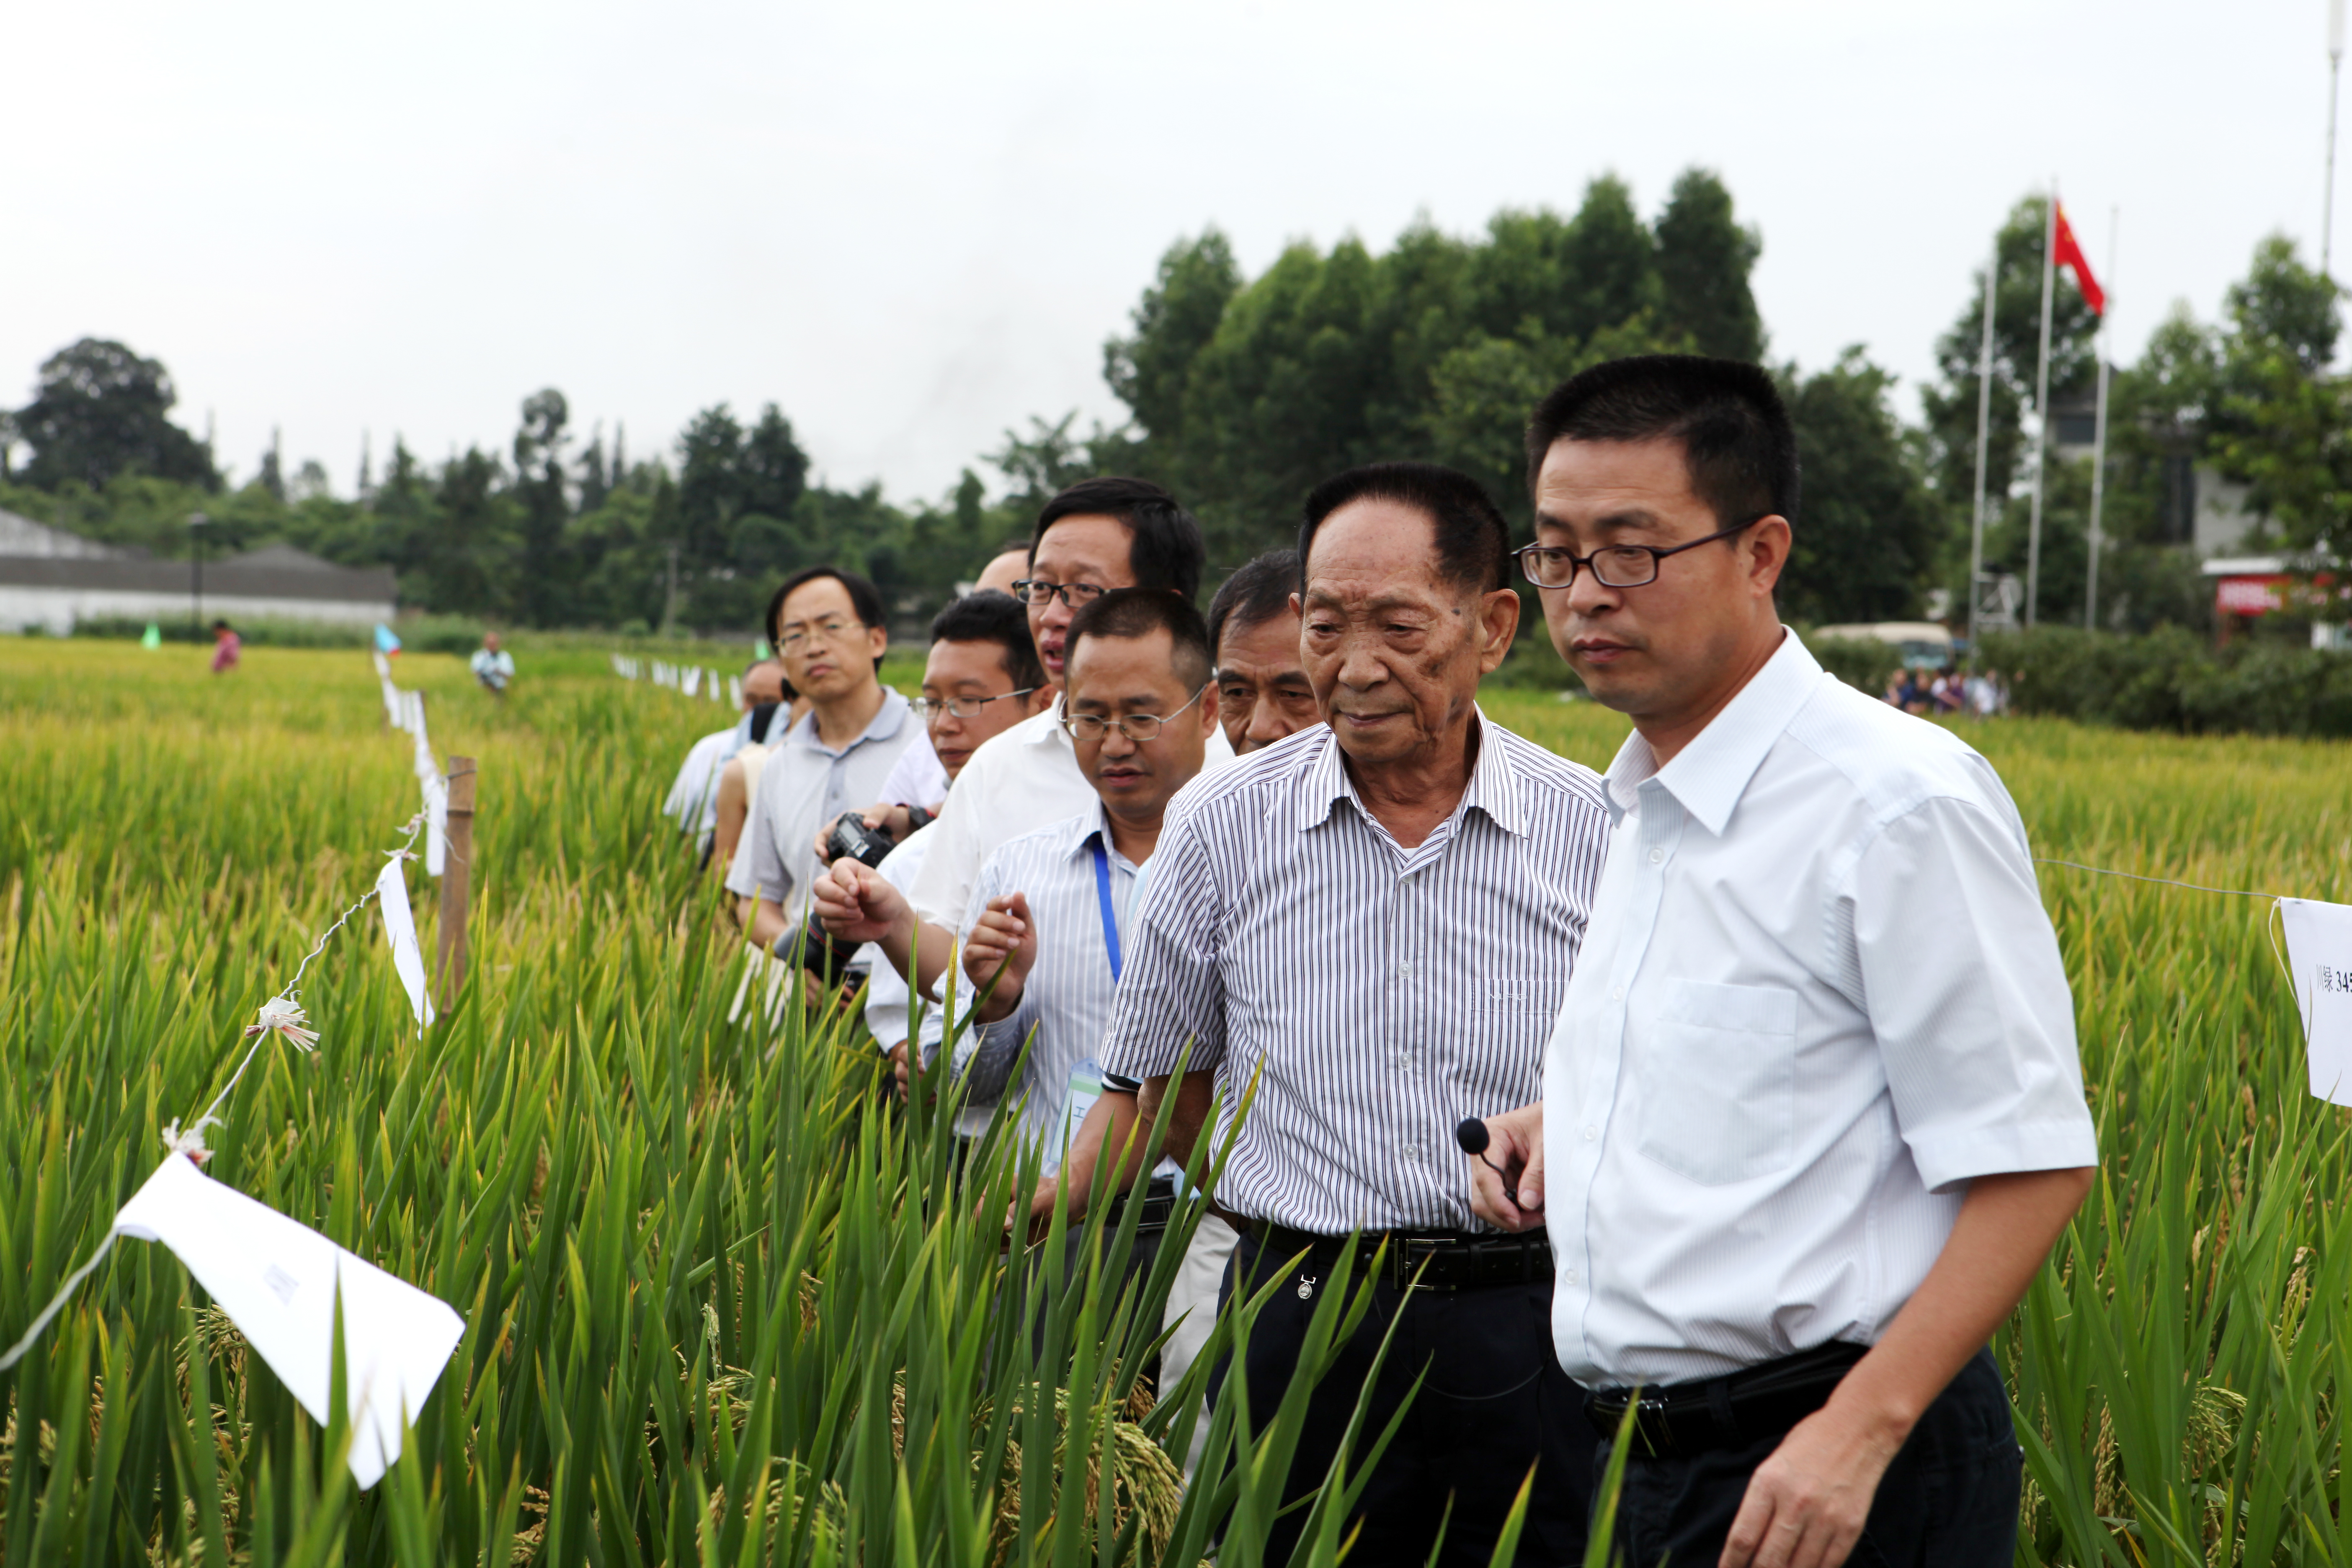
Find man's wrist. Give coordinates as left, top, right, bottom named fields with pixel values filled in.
left=1818, top=1353, right=1929, bottom=1454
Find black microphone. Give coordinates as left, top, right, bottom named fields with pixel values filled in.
left=1455, top=1118, right=1529, bottom=1210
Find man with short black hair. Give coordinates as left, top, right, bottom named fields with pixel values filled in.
left=1469, top=355, right=2096, bottom=1568
left=728, top=566, right=920, bottom=961
left=1206, top=549, right=1318, bottom=756
left=1098, top=461, right=1610, bottom=1567
left=816, top=477, right=1230, bottom=1006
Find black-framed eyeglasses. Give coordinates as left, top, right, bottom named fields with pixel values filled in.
left=1060, top=682, right=1209, bottom=743
left=908, top=687, right=1038, bottom=721
left=1011, top=578, right=1110, bottom=610
left=1514, top=516, right=1767, bottom=591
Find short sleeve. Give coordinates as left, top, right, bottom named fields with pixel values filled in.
left=1852, top=794, right=2099, bottom=1191
left=726, top=763, right=791, bottom=903
left=1098, top=809, right=1229, bottom=1082
left=909, top=762, right=989, bottom=929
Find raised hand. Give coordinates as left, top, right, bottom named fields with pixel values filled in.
left=962, top=892, right=1038, bottom=1023
left=812, top=858, right=911, bottom=949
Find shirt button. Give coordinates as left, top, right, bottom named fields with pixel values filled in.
left=1583, top=1126, right=1598, bottom=1141
left=1564, top=1269, right=1579, bottom=1286
left=1401, top=1142, right=1420, bottom=1160
left=1398, top=962, right=1412, bottom=977
left=1648, top=847, right=1665, bottom=864
left=1610, top=985, right=1625, bottom=1001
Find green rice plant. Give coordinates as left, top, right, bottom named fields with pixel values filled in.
left=6, top=640, right=2349, bottom=1564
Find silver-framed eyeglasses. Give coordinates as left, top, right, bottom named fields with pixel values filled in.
left=1060, top=682, right=1209, bottom=743
left=909, top=687, right=1039, bottom=721
left=777, top=615, right=861, bottom=651
left=1514, top=515, right=1765, bottom=590
left=1011, top=578, right=1110, bottom=609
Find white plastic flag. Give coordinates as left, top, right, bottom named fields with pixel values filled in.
left=707, top=667, right=722, bottom=703
left=727, top=675, right=742, bottom=710
left=683, top=666, right=701, bottom=698
left=2282, top=898, right=2352, bottom=1104
left=421, top=774, right=448, bottom=878
left=112, top=1154, right=464, bottom=1489
left=372, top=651, right=391, bottom=679
left=374, top=860, right=436, bottom=1027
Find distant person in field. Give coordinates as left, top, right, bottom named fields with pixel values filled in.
left=470, top=631, right=516, bottom=696
left=209, top=620, right=240, bottom=675
left=1472, top=354, right=2096, bottom=1568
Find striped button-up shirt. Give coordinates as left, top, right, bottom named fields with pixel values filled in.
left=954, top=799, right=1142, bottom=1162
left=1099, top=714, right=1609, bottom=1234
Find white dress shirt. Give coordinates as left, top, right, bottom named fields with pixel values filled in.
left=1542, top=631, right=2098, bottom=1388
left=726, top=692, right=919, bottom=921
left=1099, top=715, right=1609, bottom=1234
left=907, top=697, right=1235, bottom=934
left=663, top=725, right=741, bottom=831
left=877, top=730, right=951, bottom=811
left=860, top=823, right=939, bottom=1054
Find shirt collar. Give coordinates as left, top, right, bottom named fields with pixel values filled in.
left=1295, top=705, right=1524, bottom=839
left=1063, top=796, right=1140, bottom=872
left=787, top=687, right=910, bottom=758
left=1021, top=694, right=1071, bottom=748
left=1601, top=628, right=1821, bottom=836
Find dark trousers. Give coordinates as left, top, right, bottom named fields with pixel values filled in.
left=1603, top=1349, right=2020, bottom=1568
left=1210, top=1229, right=1595, bottom=1568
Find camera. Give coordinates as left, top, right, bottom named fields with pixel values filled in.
left=825, top=812, right=895, bottom=871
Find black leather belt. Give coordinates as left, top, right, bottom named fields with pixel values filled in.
left=1583, top=1341, right=1870, bottom=1458
left=1101, top=1175, right=1179, bottom=1235
left=1245, top=1220, right=1554, bottom=1292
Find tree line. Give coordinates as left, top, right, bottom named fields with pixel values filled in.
left=2, top=172, right=2339, bottom=637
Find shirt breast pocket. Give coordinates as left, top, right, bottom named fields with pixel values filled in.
left=1635, top=979, right=1798, bottom=1186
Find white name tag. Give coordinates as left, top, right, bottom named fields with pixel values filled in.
left=2284, top=898, right=2352, bottom=1104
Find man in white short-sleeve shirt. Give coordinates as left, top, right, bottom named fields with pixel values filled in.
left=1468, top=355, right=2096, bottom=1568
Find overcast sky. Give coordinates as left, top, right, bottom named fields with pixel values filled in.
left=3, top=1, right=2338, bottom=507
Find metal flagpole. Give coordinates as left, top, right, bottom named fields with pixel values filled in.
left=2328, top=0, right=2345, bottom=279
left=2086, top=209, right=2116, bottom=631
left=1967, top=239, right=1998, bottom=657
left=2024, top=181, right=2058, bottom=629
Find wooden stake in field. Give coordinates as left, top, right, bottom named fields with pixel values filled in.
left=436, top=756, right=476, bottom=1011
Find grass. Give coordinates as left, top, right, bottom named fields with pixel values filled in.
left=2, top=639, right=2349, bottom=1564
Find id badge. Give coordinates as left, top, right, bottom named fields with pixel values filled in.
left=1048, top=1057, right=1106, bottom=1177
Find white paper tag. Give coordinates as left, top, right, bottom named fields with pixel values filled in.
left=2283, top=898, right=2352, bottom=1104
left=372, top=651, right=391, bottom=679
left=727, top=675, right=742, bottom=710
left=683, top=666, right=701, bottom=698
left=374, top=860, right=436, bottom=1028
left=113, top=1155, right=464, bottom=1490
left=421, top=774, right=448, bottom=878
left=708, top=667, right=722, bottom=703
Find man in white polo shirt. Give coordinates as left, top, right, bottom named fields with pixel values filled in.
left=1467, top=356, right=2097, bottom=1568
left=728, top=566, right=920, bottom=970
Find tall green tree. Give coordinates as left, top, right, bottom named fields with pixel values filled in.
left=1656, top=169, right=1764, bottom=362
left=513, top=388, right=572, bottom=627
left=1778, top=351, right=1942, bottom=623
left=14, top=338, right=219, bottom=492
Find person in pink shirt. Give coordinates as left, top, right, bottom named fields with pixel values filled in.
left=209, top=621, right=241, bottom=675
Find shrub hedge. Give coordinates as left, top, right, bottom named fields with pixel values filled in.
left=1981, top=624, right=2352, bottom=738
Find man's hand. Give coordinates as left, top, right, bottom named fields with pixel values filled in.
left=812, top=858, right=913, bottom=949
left=1464, top=1101, right=1546, bottom=1232
left=963, top=892, right=1038, bottom=1024
left=1718, top=1165, right=2093, bottom=1568
left=886, top=1040, right=912, bottom=1098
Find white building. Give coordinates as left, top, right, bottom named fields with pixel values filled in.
left=0, top=510, right=396, bottom=634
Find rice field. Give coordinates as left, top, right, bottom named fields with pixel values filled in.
left=1, top=638, right=2348, bottom=1565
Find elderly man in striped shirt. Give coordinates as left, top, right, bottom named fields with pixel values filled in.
left=1097, top=462, right=1612, bottom=1567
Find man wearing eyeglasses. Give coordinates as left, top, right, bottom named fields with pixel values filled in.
left=948, top=589, right=1217, bottom=1190
left=727, top=566, right=922, bottom=964
left=1096, top=462, right=1611, bottom=1568
left=817, top=477, right=1234, bottom=1017
left=1466, top=356, right=2095, bottom=1568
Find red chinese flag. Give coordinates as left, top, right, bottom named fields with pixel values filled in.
left=2051, top=201, right=2104, bottom=316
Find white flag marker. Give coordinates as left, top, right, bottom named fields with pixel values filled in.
left=113, top=1154, right=464, bottom=1489
left=2282, top=898, right=2352, bottom=1105
left=707, top=666, right=722, bottom=703
left=374, top=860, right=436, bottom=1027
left=421, top=774, right=449, bottom=878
